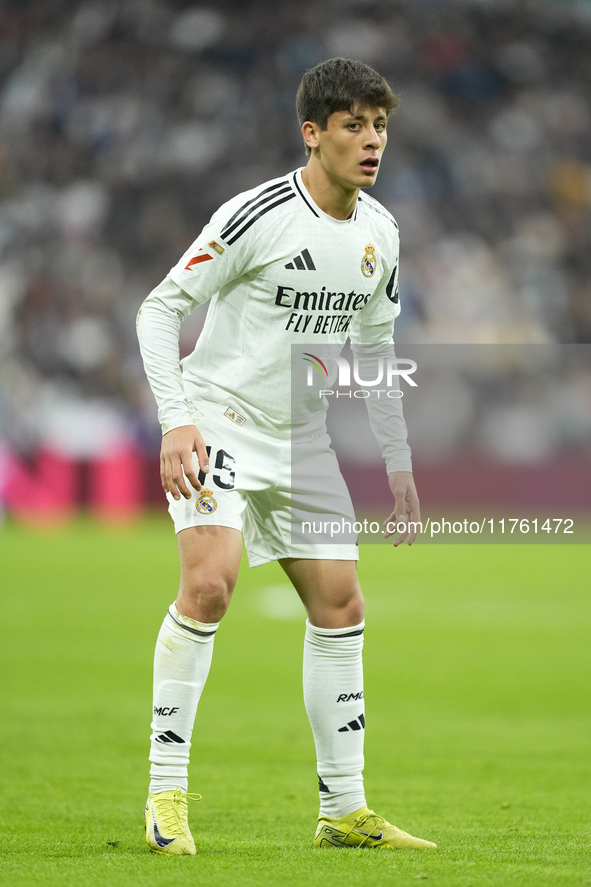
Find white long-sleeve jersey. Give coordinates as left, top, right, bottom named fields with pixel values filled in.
left=137, top=168, right=412, bottom=472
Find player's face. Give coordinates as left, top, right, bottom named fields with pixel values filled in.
left=310, top=105, right=388, bottom=191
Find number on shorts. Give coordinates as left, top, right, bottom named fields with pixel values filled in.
left=213, top=448, right=235, bottom=490
left=197, top=446, right=212, bottom=486
left=197, top=446, right=235, bottom=490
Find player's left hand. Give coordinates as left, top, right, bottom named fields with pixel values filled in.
left=384, top=471, right=421, bottom=546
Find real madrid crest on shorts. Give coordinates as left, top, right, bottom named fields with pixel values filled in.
left=361, top=243, right=377, bottom=278
left=196, top=488, right=217, bottom=514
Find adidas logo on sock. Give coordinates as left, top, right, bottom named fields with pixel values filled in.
left=285, top=248, right=316, bottom=270
left=318, top=775, right=330, bottom=793
left=155, top=730, right=185, bottom=744
left=338, top=713, right=365, bottom=733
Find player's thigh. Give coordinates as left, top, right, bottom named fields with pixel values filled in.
left=178, top=524, right=243, bottom=600
left=279, top=557, right=364, bottom=628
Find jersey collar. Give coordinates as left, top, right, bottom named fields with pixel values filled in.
left=293, top=169, right=360, bottom=224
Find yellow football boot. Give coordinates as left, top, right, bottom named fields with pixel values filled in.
left=314, top=805, right=437, bottom=850
left=144, top=788, right=201, bottom=855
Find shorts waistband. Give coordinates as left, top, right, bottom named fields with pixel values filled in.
left=189, top=399, right=326, bottom=442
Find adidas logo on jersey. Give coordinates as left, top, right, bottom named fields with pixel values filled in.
left=338, top=713, right=365, bottom=733
left=285, top=248, right=316, bottom=270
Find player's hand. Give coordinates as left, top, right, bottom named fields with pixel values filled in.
left=383, top=471, right=421, bottom=546
left=160, top=425, right=209, bottom=500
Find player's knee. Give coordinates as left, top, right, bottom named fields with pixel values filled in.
left=342, top=591, right=365, bottom=625
left=314, top=589, right=364, bottom=626
left=180, top=570, right=234, bottom=613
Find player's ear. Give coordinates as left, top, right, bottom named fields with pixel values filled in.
left=302, top=121, right=320, bottom=152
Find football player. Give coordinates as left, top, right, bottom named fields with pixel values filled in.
left=137, top=57, right=435, bottom=854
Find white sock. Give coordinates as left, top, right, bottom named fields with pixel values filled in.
left=149, top=603, right=219, bottom=794
left=303, top=619, right=366, bottom=817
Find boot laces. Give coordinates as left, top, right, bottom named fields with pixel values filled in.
left=346, top=809, right=387, bottom=846
left=153, top=789, right=201, bottom=836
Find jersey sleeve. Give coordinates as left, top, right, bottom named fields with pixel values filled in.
left=136, top=276, right=196, bottom=433
left=167, top=201, right=261, bottom=305
left=350, top=235, right=412, bottom=474
left=137, top=196, right=267, bottom=433
left=350, top=340, right=413, bottom=474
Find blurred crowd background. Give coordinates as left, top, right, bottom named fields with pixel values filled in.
left=1, top=0, right=590, bottom=519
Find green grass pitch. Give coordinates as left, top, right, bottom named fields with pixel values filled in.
left=1, top=516, right=589, bottom=886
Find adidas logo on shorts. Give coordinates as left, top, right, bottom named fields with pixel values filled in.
left=224, top=407, right=246, bottom=425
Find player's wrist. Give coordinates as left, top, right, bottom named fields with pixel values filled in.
left=161, top=420, right=196, bottom=436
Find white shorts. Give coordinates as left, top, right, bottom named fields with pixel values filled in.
left=167, top=400, right=359, bottom=567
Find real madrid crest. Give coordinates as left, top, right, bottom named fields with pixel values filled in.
left=361, top=243, right=377, bottom=278
left=196, top=488, right=217, bottom=514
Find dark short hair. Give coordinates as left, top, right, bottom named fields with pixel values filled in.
left=296, top=58, right=399, bottom=152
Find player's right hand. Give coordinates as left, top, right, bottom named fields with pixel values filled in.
left=160, top=424, right=209, bottom=500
